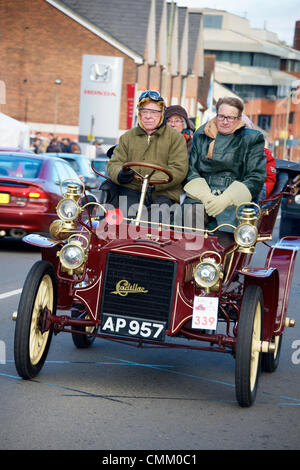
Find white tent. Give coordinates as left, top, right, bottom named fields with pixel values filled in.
left=0, top=112, right=30, bottom=149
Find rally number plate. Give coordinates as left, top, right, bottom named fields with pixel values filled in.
left=192, top=296, right=218, bottom=330
left=101, top=313, right=166, bottom=341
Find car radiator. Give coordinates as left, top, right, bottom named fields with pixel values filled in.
left=100, top=252, right=177, bottom=324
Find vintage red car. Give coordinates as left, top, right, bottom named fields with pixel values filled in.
left=13, top=159, right=300, bottom=407
left=0, top=152, right=80, bottom=239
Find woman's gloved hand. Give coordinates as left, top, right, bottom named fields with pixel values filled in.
left=117, top=169, right=134, bottom=184
left=205, top=181, right=252, bottom=217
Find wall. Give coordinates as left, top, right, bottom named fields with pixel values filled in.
left=0, top=0, right=137, bottom=137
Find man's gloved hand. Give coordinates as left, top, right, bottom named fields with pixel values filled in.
left=117, top=169, right=134, bottom=184
left=205, top=181, right=252, bottom=217
left=184, top=178, right=213, bottom=205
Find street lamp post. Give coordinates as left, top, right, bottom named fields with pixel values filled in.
left=282, top=85, right=298, bottom=160
left=54, top=78, right=62, bottom=133
left=282, top=89, right=291, bottom=160
left=161, top=0, right=174, bottom=101
left=274, top=139, right=279, bottom=158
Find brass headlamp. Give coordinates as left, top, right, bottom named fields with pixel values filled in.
left=57, top=234, right=89, bottom=275
left=234, top=204, right=260, bottom=253
left=193, top=252, right=223, bottom=293
left=50, top=180, right=84, bottom=240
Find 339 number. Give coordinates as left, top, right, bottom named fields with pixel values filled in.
left=193, top=315, right=216, bottom=328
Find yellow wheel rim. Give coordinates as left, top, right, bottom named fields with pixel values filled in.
left=250, top=301, right=261, bottom=391
left=29, top=274, right=53, bottom=365
left=273, top=335, right=280, bottom=359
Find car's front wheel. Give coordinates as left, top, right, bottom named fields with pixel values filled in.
left=235, top=285, right=264, bottom=407
left=14, top=261, right=57, bottom=379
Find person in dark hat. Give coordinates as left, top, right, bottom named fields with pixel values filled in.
left=165, top=105, right=195, bottom=152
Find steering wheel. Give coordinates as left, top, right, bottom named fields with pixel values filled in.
left=122, top=162, right=173, bottom=185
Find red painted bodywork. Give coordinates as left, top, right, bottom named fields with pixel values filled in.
left=23, top=168, right=300, bottom=355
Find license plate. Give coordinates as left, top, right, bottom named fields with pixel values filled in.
left=192, top=296, right=219, bottom=330
left=101, top=313, right=166, bottom=341
left=0, top=193, right=10, bottom=204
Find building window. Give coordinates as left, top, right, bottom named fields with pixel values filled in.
left=205, top=50, right=280, bottom=69
left=289, top=112, right=294, bottom=124
left=226, top=84, right=277, bottom=100
left=203, top=15, right=223, bottom=29
left=286, top=60, right=300, bottom=72
left=252, top=53, right=280, bottom=69
left=258, top=115, right=272, bottom=130
left=240, top=52, right=252, bottom=66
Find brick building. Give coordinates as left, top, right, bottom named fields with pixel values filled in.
left=0, top=0, right=205, bottom=144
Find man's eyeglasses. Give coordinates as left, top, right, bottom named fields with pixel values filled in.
left=140, top=108, right=162, bottom=116
left=139, top=90, right=164, bottom=102
left=217, top=114, right=240, bottom=122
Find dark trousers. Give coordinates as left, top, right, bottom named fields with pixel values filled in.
left=105, top=181, right=176, bottom=224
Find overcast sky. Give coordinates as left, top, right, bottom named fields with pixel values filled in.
left=174, top=0, right=298, bottom=46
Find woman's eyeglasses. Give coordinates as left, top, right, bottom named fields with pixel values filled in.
left=167, top=119, right=184, bottom=125
left=217, top=114, right=240, bottom=122
left=139, top=90, right=164, bottom=102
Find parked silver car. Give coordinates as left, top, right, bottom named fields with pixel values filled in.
left=46, top=153, right=100, bottom=190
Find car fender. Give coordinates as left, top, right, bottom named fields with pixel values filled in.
left=23, top=233, right=61, bottom=248
left=238, top=266, right=279, bottom=341
left=265, top=237, right=300, bottom=335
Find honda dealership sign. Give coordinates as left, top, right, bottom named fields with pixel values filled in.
left=78, top=55, right=123, bottom=145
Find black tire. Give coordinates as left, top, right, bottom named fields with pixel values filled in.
left=235, top=285, right=264, bottom=407
left=261, top=334, right=282, bottom=372
left=14, top=261, right=57, bottom=379
left=71, top=305, right=98, bottom=349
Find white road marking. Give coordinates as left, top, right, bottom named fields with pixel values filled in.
left=0, top=288, right=22, bottom=300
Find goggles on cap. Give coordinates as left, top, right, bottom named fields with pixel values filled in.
left=139, top=90, right=164, bottom=102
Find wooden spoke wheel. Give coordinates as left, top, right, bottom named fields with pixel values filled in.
left=14, top=261, right=57, bottom=379
left=235, top=285, right=264, bottom=407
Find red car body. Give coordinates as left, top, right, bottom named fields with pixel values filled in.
left=0, top=152, right=79, bottom=239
